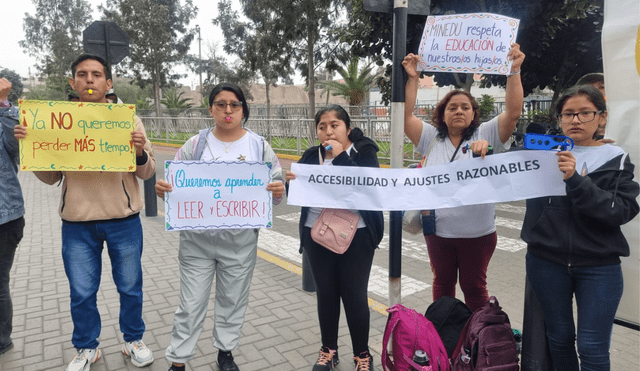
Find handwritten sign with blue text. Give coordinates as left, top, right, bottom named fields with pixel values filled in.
left=164, top=161, right=274, bottom=231
left=417, top=13, right=519, bottom=75
left=18, top=100, right=137, bottom=171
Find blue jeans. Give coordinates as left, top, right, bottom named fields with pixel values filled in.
left=62, top=215, right=145, bottom=349
left=526, top=253, right=623, bottom=371
left=0, top=217, right=24, bottom=350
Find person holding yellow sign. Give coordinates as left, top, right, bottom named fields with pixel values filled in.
left=14, top=54, right=156, bottom=371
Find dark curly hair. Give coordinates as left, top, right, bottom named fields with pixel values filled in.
left=431, top=90, right=480, bottom=141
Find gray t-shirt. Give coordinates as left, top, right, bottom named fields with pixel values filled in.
left=572, top=144, right=625, bottom=176
left=416, top=116, right=510, bottom=238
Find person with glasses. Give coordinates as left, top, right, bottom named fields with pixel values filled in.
left=402, top=44, right=525, bottom=312
left=521, top=85, right=639, bottom=371
left=155, top=83, right=286, bottom=371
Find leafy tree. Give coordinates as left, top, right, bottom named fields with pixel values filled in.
left=232, top=0, right=347, bottom=119
left=22, top=84, right=62, bottom=101
left=101, top=0, right=197, bottom=116
left=160, top=88, right=193, bottom=116
left=342, top=0, right=604, bottom=103
left=214, top=0, right=293, bottom=121
left=183, top=42, right=255, bottom=101
left=0, top=69, right=24, bottom=103
left=112, top=80, right=153, bottom=105
left=20, top=0, right=93, bottom=99
left=477, top=94, right=495, bottom=119
left=320, top=58, right=375, bottom=114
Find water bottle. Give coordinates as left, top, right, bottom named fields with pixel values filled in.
left=412, top=350, right=431, bottom=371
left=513, top=329, right=522, bottom=353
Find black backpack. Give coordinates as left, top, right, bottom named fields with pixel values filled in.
left=425, top=296, right=472, bottom=358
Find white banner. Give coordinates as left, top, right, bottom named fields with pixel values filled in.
left=288, top=151, right=565, bottom=210
left=602, top=0, right=640, bottom=326
left=164, top=161, right=273, bottom=231
left=417, top=13, right=520, bottom=75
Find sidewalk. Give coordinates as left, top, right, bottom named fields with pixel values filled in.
left=1, top=149, right=638, bottom=371
left=0, top=167, right=389, bottom=371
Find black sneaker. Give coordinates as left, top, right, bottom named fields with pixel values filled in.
left=312, top=346, right=339, bottom=370
left=353, top=351, right=373, bottom=371
left=168, top=365, right=185, bottom=371
left=217, top=350, right=240, bottom=371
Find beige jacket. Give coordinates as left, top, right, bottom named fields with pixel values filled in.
left=34, top=115, right=155, bottom=222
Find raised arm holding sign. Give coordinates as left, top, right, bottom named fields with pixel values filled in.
left=401, top=41, right=524, bottom=312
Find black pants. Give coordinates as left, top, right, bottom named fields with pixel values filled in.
left=302, top=227, right=375, bottom=356
left=0, top=216, right=25, bottom=350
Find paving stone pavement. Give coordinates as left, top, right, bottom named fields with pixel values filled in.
left=1, top=149, right=638, bottom=371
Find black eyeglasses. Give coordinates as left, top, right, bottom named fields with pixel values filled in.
left=558, top=111, right=602, bottom=124
left=212, top=101, right=243, bottom=112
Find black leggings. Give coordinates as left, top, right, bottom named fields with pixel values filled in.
left=302, top=227, right=375, bottom=356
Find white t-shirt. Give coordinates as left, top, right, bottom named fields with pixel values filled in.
left=304, top=145, right=367, bottom=229
left=202, top=131, right=255, bottom=162
left=416, top=116, right=509, bottom=238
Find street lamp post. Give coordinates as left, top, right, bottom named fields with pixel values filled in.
left=196, top=25, right=202, bottom=98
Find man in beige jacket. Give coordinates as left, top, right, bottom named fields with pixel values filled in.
left=15, top=54, right=156, bottom=371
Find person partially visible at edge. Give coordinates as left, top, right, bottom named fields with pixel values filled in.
left=402, top=44, right=525, bottom=312
left=521, top=85, right=639, bottom=371
left=155, top=82, right=286, bottom=371
left=14, top=54, right=156, bottom=371
left=0, top=78, right=24, bottom=359
left=285, top=105, right=384, bottom=371
left=575, top=72, right=608, bottom=141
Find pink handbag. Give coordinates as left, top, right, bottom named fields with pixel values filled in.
left=310, top=208, right=360, bottom=254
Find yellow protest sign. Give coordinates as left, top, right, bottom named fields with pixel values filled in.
left=18, top=100, right=137, bottom=172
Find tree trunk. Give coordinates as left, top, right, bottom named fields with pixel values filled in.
left=154, top=74, right=162, bottom=118
left=265, top=81, right=271, bottom=142
left=306, top=20, right=317, bottom=144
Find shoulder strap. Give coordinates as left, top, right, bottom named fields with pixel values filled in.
left=381, top=306, right=401, bottom=371
left=193, top=128, right=210, bottom=160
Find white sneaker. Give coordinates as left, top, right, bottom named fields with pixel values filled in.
left=122, top=340, right=154, bottom=367
left=66, top=348, right=101, bottom=371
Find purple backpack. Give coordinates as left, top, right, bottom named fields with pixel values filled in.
left=382, top=304, right=450, bottom=371
left=451, top=297, right=519, bottom=371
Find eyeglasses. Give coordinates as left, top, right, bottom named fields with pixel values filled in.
left=558, top=111, right=602, bottom=124
left=212, top=101, right=243, bottom=112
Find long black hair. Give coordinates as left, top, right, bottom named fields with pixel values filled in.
left=208, top=83, right=250, bottom=123
left=314, top=104, right=365, bottom=142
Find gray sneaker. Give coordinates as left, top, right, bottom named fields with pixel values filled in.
left=66, top=348, right=101, bottom=371
left=122, top=340, right=155, bottom=367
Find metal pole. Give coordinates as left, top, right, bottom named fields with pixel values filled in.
left=522, top=275, right=556, bottom=371
left=144, top=173, right=158, bottom=217
left=388, top=0, right=408, bottom=307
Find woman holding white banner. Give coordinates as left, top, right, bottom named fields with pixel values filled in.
left=155, top=83, right=286, bottom=371
left=285, top=105, right=384, bottom=371
left=402, top=44, right=525, bottom=311
left=521, top=85, right=639, bottom=371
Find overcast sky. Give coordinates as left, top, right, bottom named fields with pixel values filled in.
left=1, top=1, right=248, bottom=89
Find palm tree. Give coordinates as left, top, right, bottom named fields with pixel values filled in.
left=320, top=58, right=376, bottom=115
left=160, top=88, right=193, bottom=116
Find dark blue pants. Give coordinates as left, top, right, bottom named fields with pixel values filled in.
left=0, top=217, right=24, bottom=351
left=62, top=215, right=145, bottom=349
left=526, top=253, right=623, bottom=371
